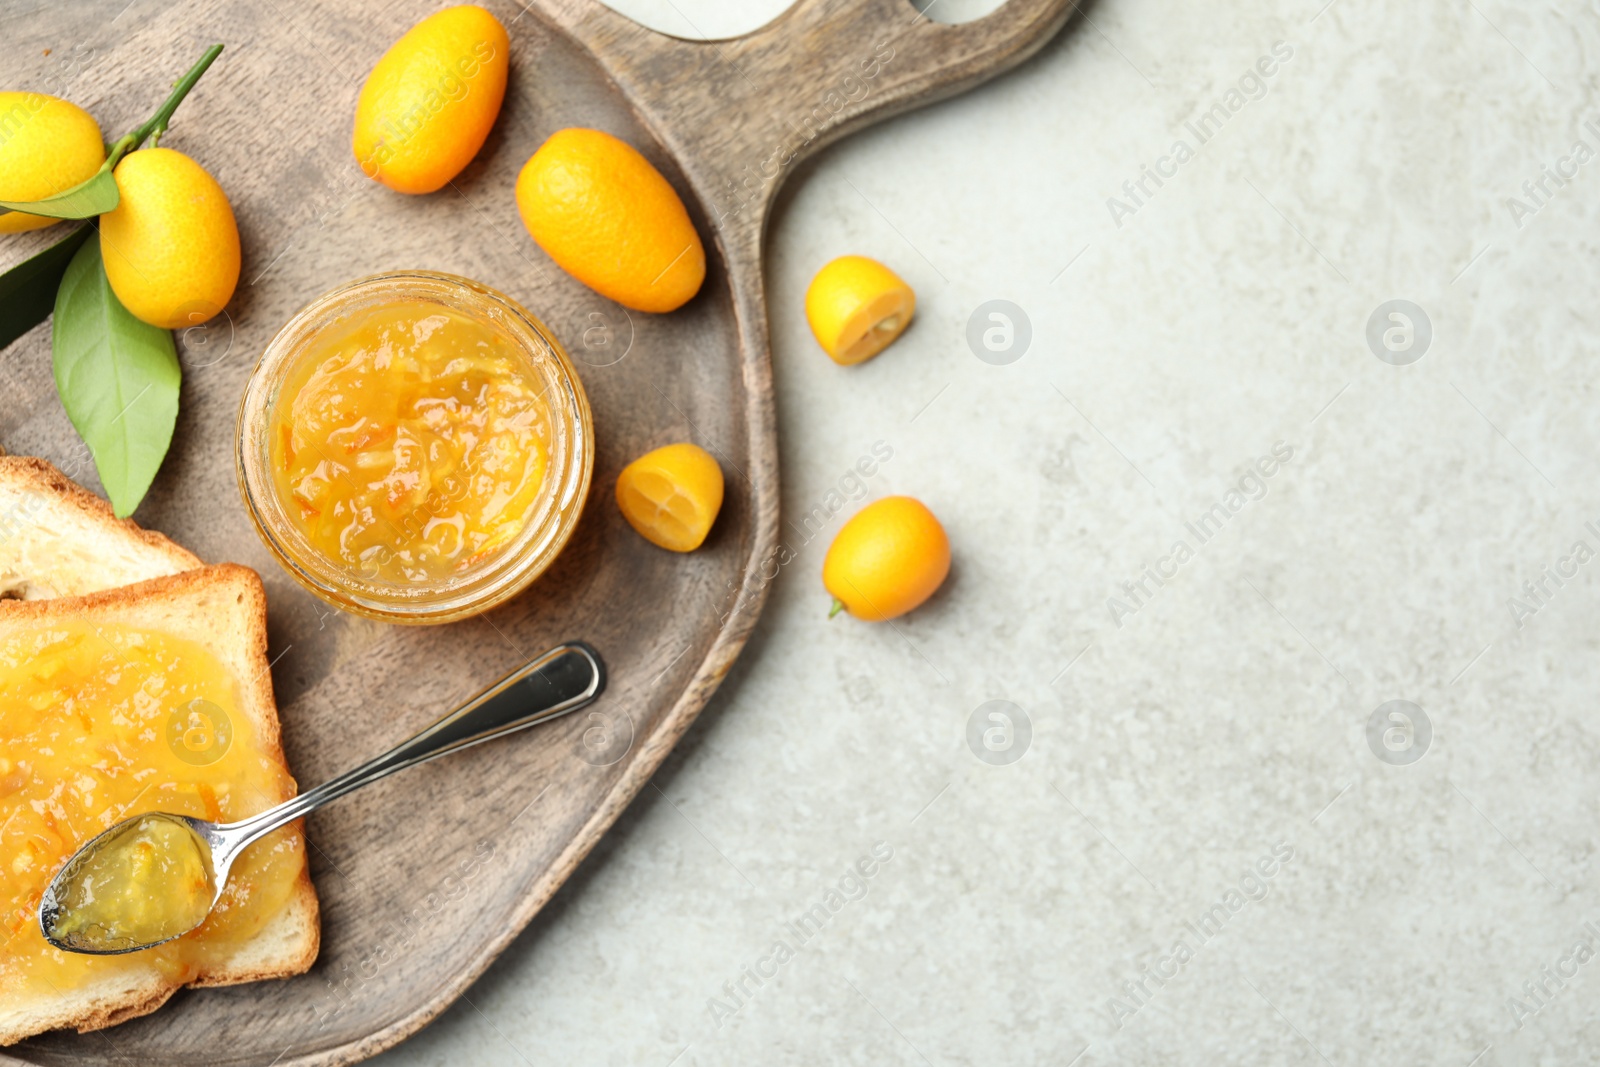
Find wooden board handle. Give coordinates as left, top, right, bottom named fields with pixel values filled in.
left=758, top=0, right=1080, bottom=145
left=536, top=0, right=1079, bottom=243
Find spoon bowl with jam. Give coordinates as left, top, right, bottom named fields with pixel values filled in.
left=41, top=813, right=220, bottom=954
left=42, top=642, right=603, bottom=955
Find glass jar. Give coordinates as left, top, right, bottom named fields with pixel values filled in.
left=237, top=271, right=593, bottom=624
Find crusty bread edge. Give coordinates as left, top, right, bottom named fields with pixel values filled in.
left=0, top=565, right=321, bottom=1045
left=3, top=971, right=179, bottom=1043
left=183, top=876, right=321, bottom=992
left=0, top=456, right=203, bottom=574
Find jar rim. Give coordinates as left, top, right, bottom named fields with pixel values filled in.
left=236, top=270, right=593, bottom=624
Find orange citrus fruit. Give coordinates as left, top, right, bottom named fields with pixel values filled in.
left=0, top=93, right=104, bottom=233
left=515, top=128, right=705, bottom=313
left=823, top=496, right=949, bottom=621
left=99, top=148, right=240, bottom=329
left=616, top=443, right=724, bottom=551
left=805, top=255, right=915, bottom=365
left=353, top=4, right=510, bottom=194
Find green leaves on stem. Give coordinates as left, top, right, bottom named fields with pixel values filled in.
left=0, top=44, right=223, bottom=223
left=0, top=42, right=227, bottom=516
left=0, top=224, right=91, bottom=351
left=52, top=234, right=180, bottom=518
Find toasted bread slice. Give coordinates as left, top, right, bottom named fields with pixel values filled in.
left=0, top=455, right=201, bottom=601
left=0, top=565, right=320, bottom=1045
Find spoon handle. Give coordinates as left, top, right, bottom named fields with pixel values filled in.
left=220, top=643, right=605, bottom=854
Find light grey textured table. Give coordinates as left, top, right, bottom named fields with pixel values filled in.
left=16, top=0, right=1597, bottom=1062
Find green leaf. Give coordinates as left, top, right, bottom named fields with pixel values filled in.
left=0, top=224, right=91, bottom=351
left=0, top=168, right=119, bottom=221
left=52, top=234, right=180, bottom=518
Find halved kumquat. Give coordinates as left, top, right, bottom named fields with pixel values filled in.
left=616, top=442, right=724, bottom=552
left=805, top=255, right=915, bottom=365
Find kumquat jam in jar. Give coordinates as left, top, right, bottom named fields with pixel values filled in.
left=238, top=271, right=592, bottom=623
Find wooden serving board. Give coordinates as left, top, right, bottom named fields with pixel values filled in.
left=0, top=1, right=1073, bottom=1063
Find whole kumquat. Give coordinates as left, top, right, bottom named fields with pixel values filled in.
left=515, top=128, right=706, bottom=313
left=0, top=93, right=105, bottom=233
left=99, top=147, right=240, bottom=329
left=823, top=496, right=949, bottom=621
left=352, top=4, right=511, bottom=194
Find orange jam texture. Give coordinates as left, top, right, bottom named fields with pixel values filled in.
left=0, top=621, right=304, bottom=994
left=269, top=300, right=552, bottom=585
left=50, top=813, right=216, bottom=950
